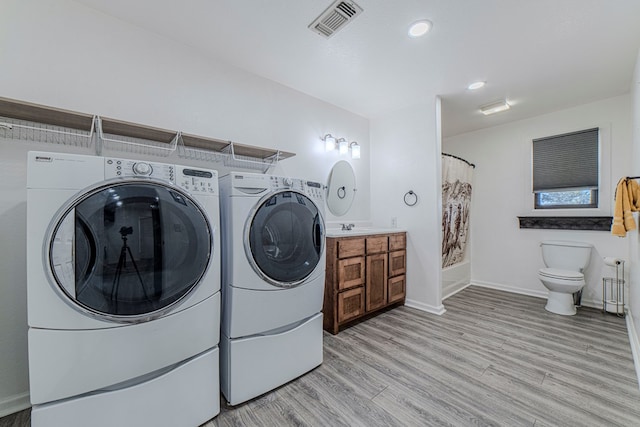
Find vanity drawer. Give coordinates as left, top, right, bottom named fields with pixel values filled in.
left=338, top=238, right=365, bottom=258
left=389, top=233, right=406, bottom=251
left=366, top=236, right=388, bottom=254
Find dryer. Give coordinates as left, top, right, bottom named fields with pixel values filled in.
left=27, top=151, right=221, bottom=427
left=219, top=172, right=326, bottom=405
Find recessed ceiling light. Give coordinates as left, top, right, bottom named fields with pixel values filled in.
left=480, top=100, right=511, bottom=115
left=408, top=20, right=432, bottom=38
left=468, top=81, right=486, bottom=90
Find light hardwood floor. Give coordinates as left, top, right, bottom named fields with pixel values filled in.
left=3, top=286, right=639, bottom=426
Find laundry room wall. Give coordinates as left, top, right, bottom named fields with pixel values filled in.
left=0, top=0, right=370, bottom=415
left=442, top=95, right=632, bottom=307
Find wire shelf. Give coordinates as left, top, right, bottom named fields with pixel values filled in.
left=177, top=143, right=226, bottom=163
left=222, top=143, right=281, bottom=173
left=0, top=115, right=95, bottom=147
left=96, top=117, right=178, bottom=157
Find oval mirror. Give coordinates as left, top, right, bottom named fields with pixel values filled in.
left=326, top=160, right=356, bottom=216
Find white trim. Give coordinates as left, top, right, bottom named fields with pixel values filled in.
left=627, top=311, right=640, bottom=390
left=471, top=280, right=548, bottom=299
left=443, top=283, right=471, bottom=300
left=404, top=299, right=446, bottom=315
left=0, top=392, right=30, bottom=418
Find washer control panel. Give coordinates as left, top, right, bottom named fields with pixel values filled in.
left=105, top=158, right=174, bottom=182
left=268, top=175, right=325, bottom=203
left=176, top=167, right=218, bottom=196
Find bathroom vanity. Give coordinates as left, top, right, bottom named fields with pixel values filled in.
left=323, top=230, right=406, bottom=334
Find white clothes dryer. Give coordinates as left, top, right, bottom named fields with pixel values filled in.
left=27, top=151, right=221, bottom=427
left=219, top=172, right=326, bottom=405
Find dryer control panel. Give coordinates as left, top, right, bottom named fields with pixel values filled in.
left=105, top=158, right=175, bottom=182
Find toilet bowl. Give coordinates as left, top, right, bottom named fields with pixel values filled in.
left=538, top=241, right=592, bottom=316
left=538, top=268, right=585, bottom=315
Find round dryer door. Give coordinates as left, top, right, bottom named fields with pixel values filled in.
left=48, top=179, right=212, bottom=321
left=245, top=190, right=325, bottom=287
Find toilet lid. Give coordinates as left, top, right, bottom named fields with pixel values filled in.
left=539, top=268, right=584, bottom=281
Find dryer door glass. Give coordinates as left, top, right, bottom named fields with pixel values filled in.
left=49, top=181, right=211, bottom=320
left=247, top=190, right=324, bottom=287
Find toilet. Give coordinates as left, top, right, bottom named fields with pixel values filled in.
left=538, top=241, right=592, bottom=315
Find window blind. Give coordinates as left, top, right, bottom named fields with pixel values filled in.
left=532, top=128, right=598, bottom=192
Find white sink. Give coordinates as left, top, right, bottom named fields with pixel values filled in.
left=325, top=227, right=402, bottom=237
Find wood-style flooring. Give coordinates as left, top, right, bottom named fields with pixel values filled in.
left=2, top=286, right=639, bottom=426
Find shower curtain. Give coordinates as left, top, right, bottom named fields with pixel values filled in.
left=442, top=154, right=474, bottom=268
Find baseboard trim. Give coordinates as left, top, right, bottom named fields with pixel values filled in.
left=0, top=392, right=30, bottom=418
left=405, top=299, right=447, bottom=315
left=471, top=280, right=547, bottom=299
left=627, top=312, right=640, bottom=390
left=443, top=283, right=471, bottom=301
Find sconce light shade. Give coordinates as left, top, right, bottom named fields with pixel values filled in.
left=338, top=138, right=348, bottom=154
left=324, top=134, right=336, bottom=151
left=350, top=141, right=361, bottom=159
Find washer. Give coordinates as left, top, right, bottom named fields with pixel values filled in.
left=27, top=151, right=221, bottom=427
left=219, top=172, right=326, bottom=405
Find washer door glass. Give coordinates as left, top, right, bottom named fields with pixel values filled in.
left=247, top=190, right=324, bottom=287
left=49, top=181, right=211, bottom=321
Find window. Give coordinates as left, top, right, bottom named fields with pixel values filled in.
left=532, top=128, right=599, bottom=209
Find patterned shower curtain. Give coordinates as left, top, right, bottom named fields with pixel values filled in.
left=442, top=154, right=473, bottom=268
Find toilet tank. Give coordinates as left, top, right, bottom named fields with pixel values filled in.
left=541, top=241, right=592, bottom=271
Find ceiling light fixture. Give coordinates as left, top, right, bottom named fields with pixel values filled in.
left=468, top=81, right=486, bottom=90
left=480, top=100, right=510, bottom=115
left=323, top=133, right=337, bottom=151
left=408, top=20, right=432, bottom=38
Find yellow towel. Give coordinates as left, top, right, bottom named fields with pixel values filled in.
left=612, top=178, right=638, bottom=236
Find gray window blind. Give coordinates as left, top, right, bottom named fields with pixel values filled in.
left=532, top=128, right=598, bottom=192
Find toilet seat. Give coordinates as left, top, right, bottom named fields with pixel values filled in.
left=538, top=268, right=584, bottom=281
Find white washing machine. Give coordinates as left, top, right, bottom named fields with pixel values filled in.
left=27, top=151, right=221, bottom=427
left=219, top=172, right=326, bottom=405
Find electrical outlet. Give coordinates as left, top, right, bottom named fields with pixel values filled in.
left=391, top=217, right=397, bottom=227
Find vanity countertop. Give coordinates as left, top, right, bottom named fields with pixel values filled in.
left=325, top=228, right=406, bottom=237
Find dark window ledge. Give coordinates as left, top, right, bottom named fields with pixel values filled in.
left=517, top=216, right=612, bottom=231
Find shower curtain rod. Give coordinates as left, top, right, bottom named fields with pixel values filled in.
left=442, top=152, right=475, bottom=168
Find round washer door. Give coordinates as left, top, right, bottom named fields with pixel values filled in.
left=47, top=179, right=212, bottom=322
left=245, top=190, right=325, bottom=288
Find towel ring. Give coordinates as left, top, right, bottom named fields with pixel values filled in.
left=404, top=190, right=418, bottom=206
left=337, top=186, right=346, bottom=199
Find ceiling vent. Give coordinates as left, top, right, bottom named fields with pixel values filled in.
left=308, top=1, right=363, bottom=38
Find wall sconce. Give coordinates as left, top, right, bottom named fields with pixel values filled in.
left=349, top=141, right=361, bottom=159
left=323, top=134, right=336, bottom=151
left=337, top=138, right=348, bottom=154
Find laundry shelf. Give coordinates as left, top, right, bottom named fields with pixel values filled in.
left=0, top=97, right=95, bottom=147
left=0, top=96, right=295, bottom=169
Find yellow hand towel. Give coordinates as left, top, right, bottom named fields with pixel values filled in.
left=612, top=178, right=635, bottom=236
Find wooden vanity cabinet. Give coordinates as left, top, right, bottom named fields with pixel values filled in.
left=324, top=231, right=407, bottom=334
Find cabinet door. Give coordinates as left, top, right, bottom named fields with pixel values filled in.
left=389, top=250, right=406, bottom=277
left=366, top=253, right=388, bottom=312
left=337, top=287, right=364, bottom=324
left=338, top=256, right=365, bottom=290
left=388, top=275, right=406, bottom=304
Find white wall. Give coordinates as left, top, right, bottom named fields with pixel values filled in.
left=628, top=48, right=640, bottom=385
left=443, top=95, right=632, bottom=305
left=370, top=100, right=444, bottom=314
left=0, top=0, right=371, bottom=415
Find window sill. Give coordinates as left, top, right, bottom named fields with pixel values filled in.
left=517, top=216, right=612, bottom=231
